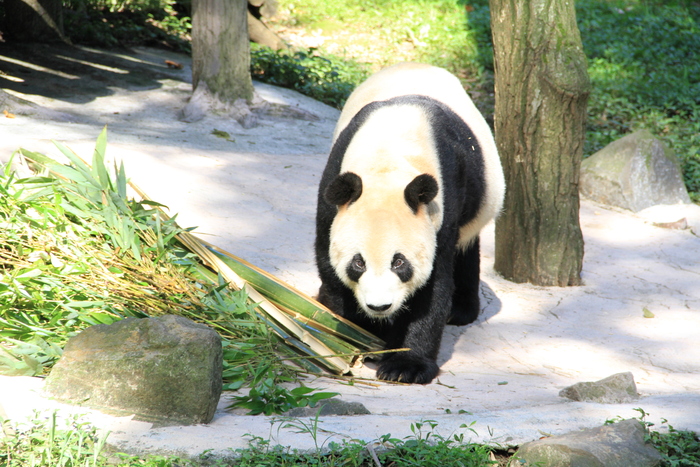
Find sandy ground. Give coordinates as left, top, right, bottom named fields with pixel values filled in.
left=1, top=44, right=699, bottom=458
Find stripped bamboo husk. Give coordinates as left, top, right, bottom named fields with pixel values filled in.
left=203, top=242, right=385, bottom=350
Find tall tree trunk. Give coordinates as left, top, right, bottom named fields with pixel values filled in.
left=191, top=0, right=253, bottom=104
left=489, top=0, right=591, bottom=286
left=3, top=0, right=68, bottom=43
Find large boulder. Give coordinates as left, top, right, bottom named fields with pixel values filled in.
left=580, top=130, right=691, bottom=212
left=44, top=315, right=222, bottom=426
left=513, top=419, right=663, bottom=467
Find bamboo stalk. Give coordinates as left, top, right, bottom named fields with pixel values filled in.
left=204, top=243, right=385, bottom=350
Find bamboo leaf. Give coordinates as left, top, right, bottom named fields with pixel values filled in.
left=116, top=160, right=128, bottom=200
left=18, top=148, right=56, bottom=169
left=51, top=141, right=97, bottom=184
left=92, top=127, right=112, bottom=190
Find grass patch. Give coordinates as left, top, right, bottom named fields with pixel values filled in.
left=3, top=409, right=699, bottom=466
left=1, top=413, right=500, bottom=467
left=1, top=411, right=108, bottom=467
left=272, top=0, right=480, bottom=76
left=250, top=44, right=369, bottom=109
left=576, top=0, right=700, bottom=201
left=228, top=419, right=497, bottom=467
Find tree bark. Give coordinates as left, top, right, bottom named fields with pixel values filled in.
left=3, top=0, right=68, bottom=43
left=489, top=0, right=591, bottom=286
left=191, top=0, right=253, bottom=104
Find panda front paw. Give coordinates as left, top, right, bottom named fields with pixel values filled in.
left=376, top=354, right=439, bottom=384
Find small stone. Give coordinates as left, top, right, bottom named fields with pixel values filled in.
left=559, top=372, right=639, bottom=404
left=652, top=218, right=688, bottom=230
left=512, top=419, right=663, bottom=467
left=44, top=315, right=222, bottom=426
left=580, top=130, right=691, bottom=212
left=285, top=399, right=371, bottom=417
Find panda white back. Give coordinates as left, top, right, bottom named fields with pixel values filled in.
left=333, top=62, right=504, bottom=248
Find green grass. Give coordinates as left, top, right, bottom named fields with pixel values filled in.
left=273, top=0, right=480, bottom=75
left=3, top=409, right=699, bottom=466
left=1, top=413, right=500, bottom=467
left=575, top=0, right=700, bottom=201
left=250, top=44, right=369, bottom=110
left=228, top=419, right=497, bottom=467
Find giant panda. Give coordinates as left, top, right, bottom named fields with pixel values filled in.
left=315, top=62, right=505, bottom=384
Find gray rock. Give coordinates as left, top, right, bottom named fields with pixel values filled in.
left=512, top=419, right=663, bottom=467
left=559, top=372, right=639, bottom=404
left=44, top=315, right=222, bottom=426
left=285, top=399, right=371, bottom=417
left=580, top=130, right=691, bottom=212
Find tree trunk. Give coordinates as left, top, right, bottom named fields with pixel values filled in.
left=191, top=0, right=253, bottom=104
left=490, top=0, right=590, bottom=286
left=3, top=0, right=68, bottom=43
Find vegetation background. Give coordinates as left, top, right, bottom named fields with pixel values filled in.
left=46, top=0, right=700, bottom=202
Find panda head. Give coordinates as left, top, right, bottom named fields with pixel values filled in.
left=325, top=171, right=439, bottom=319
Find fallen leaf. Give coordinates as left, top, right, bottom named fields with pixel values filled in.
left=653, top=218, right=688, bottom=230
left=165, top=60, right=183, bottom=69
left=643, top=307, right=655, bottom=318
left=3, top=110, right=15, bottom=118
left=211, top=129, right=235, bottom=142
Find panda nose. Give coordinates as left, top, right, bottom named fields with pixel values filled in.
left=368, top=303, right=391, bottom=312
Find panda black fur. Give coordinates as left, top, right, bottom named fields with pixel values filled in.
left=315, top=63, right=504, bottom=384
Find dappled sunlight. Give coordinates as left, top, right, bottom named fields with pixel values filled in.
left=0, top=53, right=80, bottom=80
left=1, top=22, right=699, bottom=454
left=53, top=54, right=130, bottom=74
left=435, top=196, right=700, bottom=415
left=0, top=42, right=188, bottom=107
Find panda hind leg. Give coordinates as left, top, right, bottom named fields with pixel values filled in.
left=448, top=237, right=481, bottom=326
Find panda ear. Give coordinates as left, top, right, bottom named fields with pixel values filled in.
left=325, top=172, right=363, bottom=206
left=404, top=174, right=438, bottom=214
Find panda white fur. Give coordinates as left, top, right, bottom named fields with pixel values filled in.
left=315, top=63, right=505, bottom=384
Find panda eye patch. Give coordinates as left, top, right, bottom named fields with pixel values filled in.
left=346, top=254, right=366, bottom=282
left=391, top=253, right=413, bottom=283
